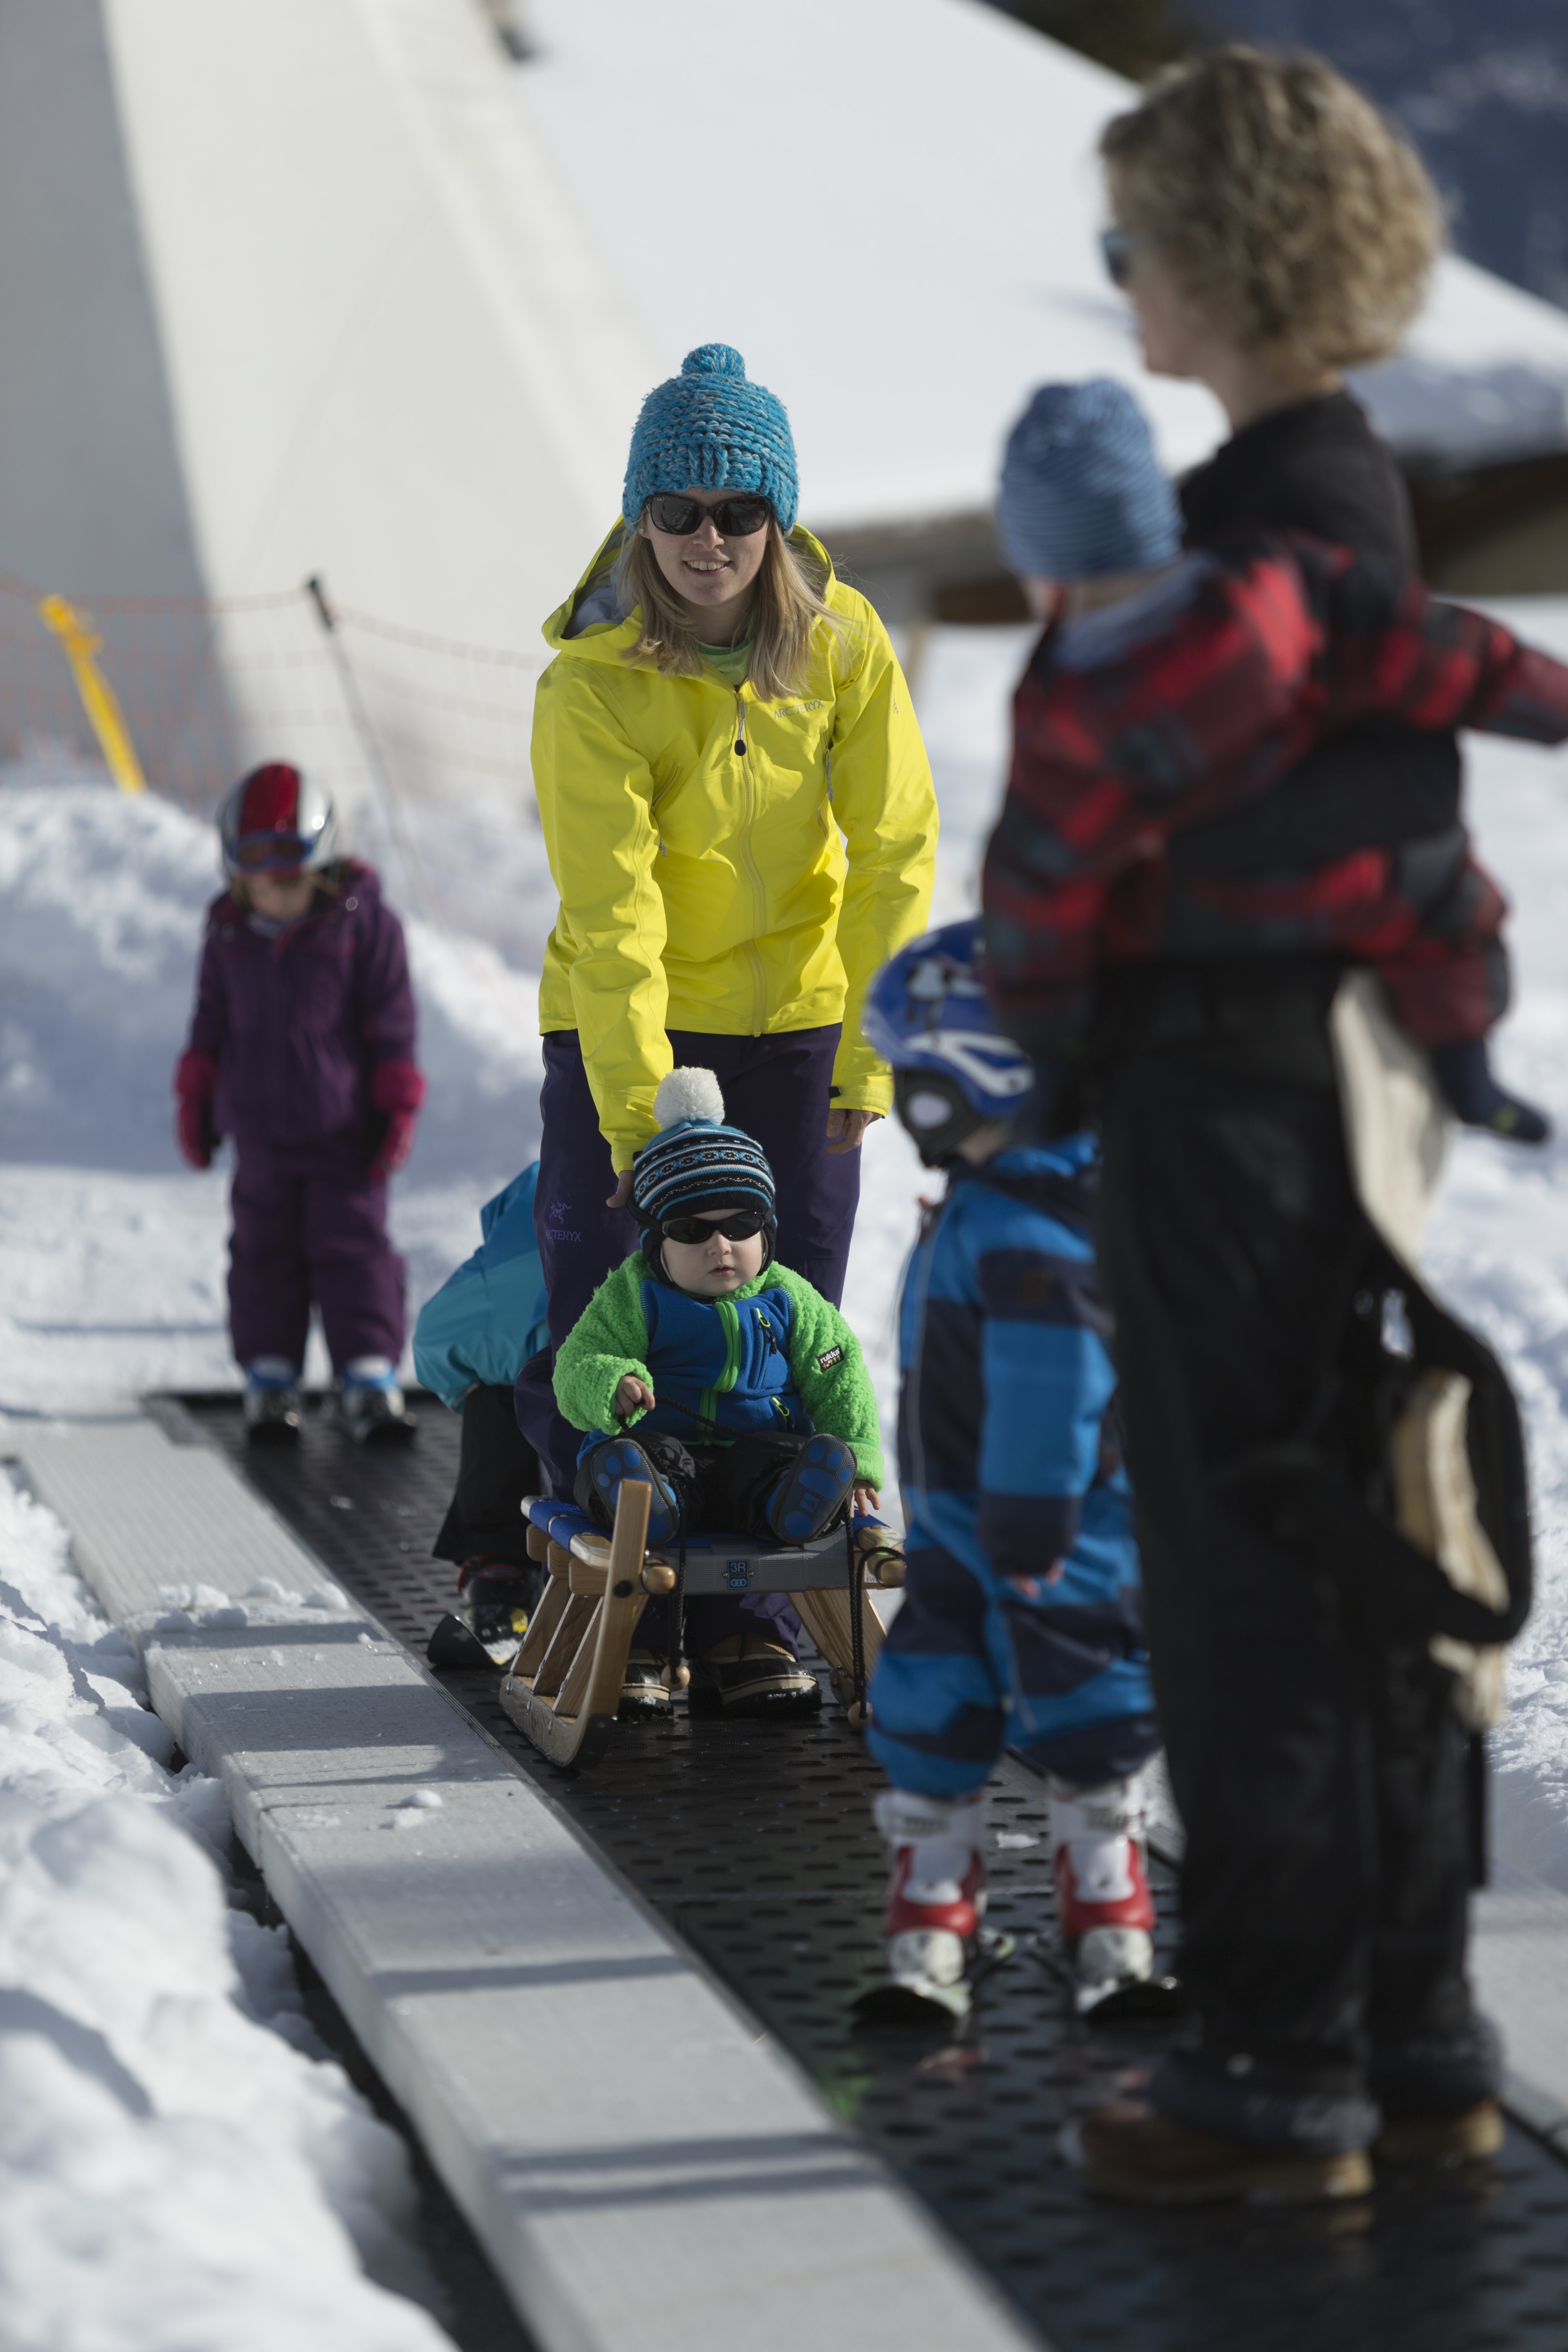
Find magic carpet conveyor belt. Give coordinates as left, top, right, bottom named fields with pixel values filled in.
left=166, top=1390, right=1568, bottom=2352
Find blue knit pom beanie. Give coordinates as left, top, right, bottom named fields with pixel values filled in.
left=632, top=1071, right=776, bottom=1260
left=996, top=377, right=1180, bottom=580
left=622, top=345, right=799, bottom=534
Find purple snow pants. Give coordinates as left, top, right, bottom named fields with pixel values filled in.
left=518, top=1024, right=862, bottom=1502
left=228, top=1134, right=406, bottom=1374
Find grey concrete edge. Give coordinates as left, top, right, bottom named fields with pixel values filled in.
left=3, top=1412, right=1046, bottom=2352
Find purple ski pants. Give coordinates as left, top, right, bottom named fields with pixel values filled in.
left=518, top=1024, right=862, bottom=1499
left=228, top=1134, right=406, bottom=1374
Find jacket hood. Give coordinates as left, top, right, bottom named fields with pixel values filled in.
left=951, top=1133, right=1100, bottom=1232
left=540, top=521, right=840, bottom=667
left=479, top=1161, right=540, bottom=1252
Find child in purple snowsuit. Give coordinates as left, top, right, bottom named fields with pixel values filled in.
left=174, top=761, right=425, bottom=1443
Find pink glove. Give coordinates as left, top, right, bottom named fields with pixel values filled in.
left=174, top=1049, right=219, bottom=1170
left=367, top=1058, right=426, bottom=1180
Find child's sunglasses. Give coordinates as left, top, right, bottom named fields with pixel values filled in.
left=232, top=833, right=310, bottom=872
left=662, top=1209, right=768, bottom=1246
left=645, top=492, right=773, bottom=539
left=1099, top=226, right=1149, bottom=290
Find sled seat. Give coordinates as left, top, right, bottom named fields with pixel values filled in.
left=499, top=1481, right=904, bottom=1770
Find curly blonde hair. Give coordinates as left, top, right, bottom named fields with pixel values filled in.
left=1101, top=46, right=1444, bottom=370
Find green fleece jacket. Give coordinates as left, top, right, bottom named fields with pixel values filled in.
left=553, top=1255, right=885, bottom=1484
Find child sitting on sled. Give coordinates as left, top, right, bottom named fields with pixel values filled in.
left=858, top=918, right=1160, bottom=2020
left=174, top=762, right=425, bottom=1445
left=552, top=1068, right=883, bottom=1721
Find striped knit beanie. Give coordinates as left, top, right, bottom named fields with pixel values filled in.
left=622, top=346, right=799, bottom=533
left=632, top=1070, right=776, bottom=1240
left=996, top=377, right=1180, bottom=580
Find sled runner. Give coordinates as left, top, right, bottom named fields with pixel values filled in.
left=499, top=1478, right=905, bottom=1770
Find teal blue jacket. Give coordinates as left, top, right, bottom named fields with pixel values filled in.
left=412, top=1164, right=550, bottom=1411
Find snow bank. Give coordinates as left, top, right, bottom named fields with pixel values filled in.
left=0, top=1465, right=456, bottom=2350
left=0, top=766, right=549, bottom=1183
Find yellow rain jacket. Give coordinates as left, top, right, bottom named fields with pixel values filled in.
left=531, top=527, right=938, bottom=1170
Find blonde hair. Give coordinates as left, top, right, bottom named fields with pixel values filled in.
left=613, top=520, right=846, bottom=700
left=227, top=863, right=344, bottom=912
left=1101, top=46, right=1444, bottom=370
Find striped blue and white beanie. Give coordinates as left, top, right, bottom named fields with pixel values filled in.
left=622, top=346, right=799, bottom=533
left=996, top=377, right=1180, bottom=581
left=632, top=1069, right=776, bottom=1241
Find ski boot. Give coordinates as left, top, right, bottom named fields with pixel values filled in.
left=687, top=1630, right=821, bottom=1720
left=619, top=1648, right=671, bottom=1717
left=1049, top=1773, right=1163, bottom=2014
left=427, top=1558, right=539, bottom=1672
left=853, top=1787, right=988, bottom=2026
left=336, top=1357, right=415, bottom=1447
left=244, top=1357, right=303, bottom=1445
left=1062, top=2102, right=1373, bottom=2205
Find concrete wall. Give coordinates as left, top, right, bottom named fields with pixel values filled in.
left=0, top=0, right=208, bottom=599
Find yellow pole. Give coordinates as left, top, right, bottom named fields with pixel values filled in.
left=37, top=593, right=147, bottom=795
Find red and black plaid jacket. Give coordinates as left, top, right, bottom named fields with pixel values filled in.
left=982, top=537, right=1568, bottom=1053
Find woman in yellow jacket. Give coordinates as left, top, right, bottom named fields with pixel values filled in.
left=525, top=343, right=937, bottom=1496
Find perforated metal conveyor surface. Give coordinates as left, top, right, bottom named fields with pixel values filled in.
left=164, top=1392, right=1568, bottom=2352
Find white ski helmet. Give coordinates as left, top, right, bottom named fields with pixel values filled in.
left=219, top=762, right=338, bottom=878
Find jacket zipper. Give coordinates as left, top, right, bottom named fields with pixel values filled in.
left=732, top=685, right=768, bottom=1034
left=699, top=1295, right=745, bottom=1428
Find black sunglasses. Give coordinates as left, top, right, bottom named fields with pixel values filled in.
left=1099, top=226, right=1149, bottom=290
left=645, top=492, right=772, bottom=539
left=662, top=1209, right=768, bottom=1246
left=233, top=833, right=310, bottom=872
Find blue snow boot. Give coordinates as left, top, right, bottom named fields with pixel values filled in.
left=766, top=1435, right=856, bottom=1546
left=583, top=1438, right=682, bottom=1547
left=244, top=1357, right=302, bottom=1445
left=1429, top=1039, right=1550, bottom=1145
left=337, top=1356, right=415, bottom=1448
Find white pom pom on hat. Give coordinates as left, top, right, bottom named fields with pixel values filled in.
left=633, top=1067, right=775, bottom=1232
left=652, top=1067, right=726, bottom=1131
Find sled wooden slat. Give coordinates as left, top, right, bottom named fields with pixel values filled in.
left=531, top=1594, right=597, bottom=1701
left=554, top=1590, right=645, bottom=1721
left=502, top=1489, right=898, bottom=1771
left=796, top=1587, right=886, bottom=1698
left=499, top=1480, right=655, bottom=1769
left=511, top=1571, right=570, bottom=1681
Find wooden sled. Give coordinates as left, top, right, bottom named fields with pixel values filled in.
left=498, top=1480, right=905, bottom=1771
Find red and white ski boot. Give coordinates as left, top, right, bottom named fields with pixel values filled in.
left=1049, top=1773, right=1156, bottom=2012
left=855, top=1788, right=988, bottom=2025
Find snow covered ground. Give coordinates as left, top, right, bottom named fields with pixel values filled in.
left=9, top=607, right=1568, bottom=2332
left=1419, top=597, right=1568, bottom=1889
left=0, top=1467, right=457, bottom=2349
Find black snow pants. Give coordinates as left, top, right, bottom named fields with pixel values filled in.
left=433, top=1384, right=541, bottom=1571
left=574, top=1428, right=813, bottom=1659
left=1093, top=971, right=1497, bottom=2153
